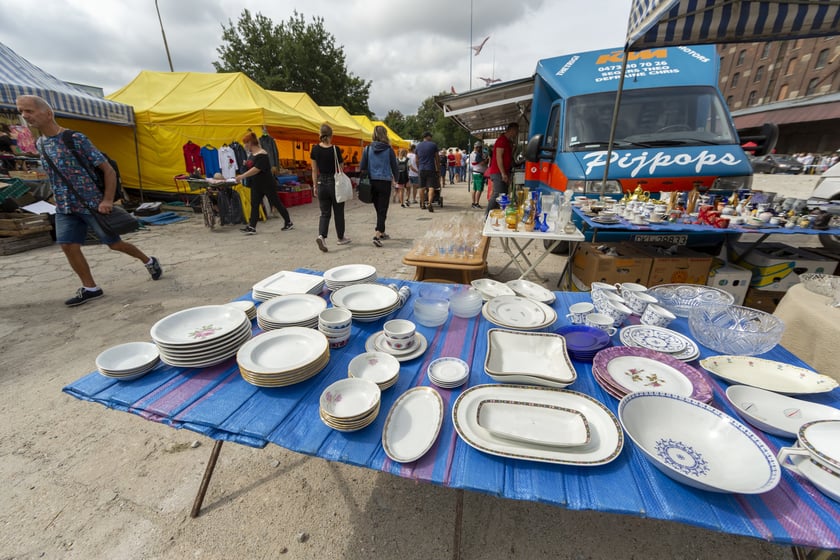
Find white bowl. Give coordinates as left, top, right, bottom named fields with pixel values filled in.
left=320, top=377, right=381, bottom=419
left=348, top=351, right=400, bottom=386
left=318, top=307, right=353, bottom=329
left=96, top=341, right=160, bottom=372
left=619, top=391, right=781, bottom=494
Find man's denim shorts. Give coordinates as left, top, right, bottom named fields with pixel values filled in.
left=55, top=211, right=120, bottom=245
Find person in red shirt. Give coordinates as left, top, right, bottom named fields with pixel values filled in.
left=486, top=122, right=519, bottom=214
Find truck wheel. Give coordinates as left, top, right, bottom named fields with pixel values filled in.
left=819, top=234, right=840, bottom=251
left=544, top=240, right=570, bottom=255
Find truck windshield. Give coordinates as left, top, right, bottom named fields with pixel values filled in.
left=565, top=86, right=739, bottom=151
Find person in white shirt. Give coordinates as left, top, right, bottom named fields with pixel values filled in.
left=469, top=142, right=488, bottom=209
left=406, top=144, right=419, bottom=205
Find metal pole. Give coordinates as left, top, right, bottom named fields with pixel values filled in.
left=469, top=0, right=473, bottom=90
left=600, top=50, right=629, bottom=190
left=155, top=0, right=175, bottom=72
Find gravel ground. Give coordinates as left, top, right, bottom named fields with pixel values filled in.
left=0, top=174, right=826, bottom=559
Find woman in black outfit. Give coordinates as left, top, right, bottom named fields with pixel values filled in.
left=235, top=132, right=292, bottom=234
left=310, top=124, right=351, bottom=252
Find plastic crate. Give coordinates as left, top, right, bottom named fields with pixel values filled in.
left=0, top=178, right=30, bottom=203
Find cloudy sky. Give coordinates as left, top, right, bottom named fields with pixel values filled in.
left=0, top=0, right=632, bottom=117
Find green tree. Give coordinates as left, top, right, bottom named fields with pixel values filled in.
left=383, top=110, right=406, bottom=137
left=407, top=94, right=470, bottom=148
left=214, top=10, right=372, bottom=116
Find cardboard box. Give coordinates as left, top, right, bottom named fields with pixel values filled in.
left=743, top=287, right=787, bottom=314
left=638, top=245, right=714, bottom=286
left=727, top=242, right=838, bottom=291
left=706, top=258, right=751, bottom=306
left=571, top=242, right=652, bottom=288
left=803, top=247, right=840, bottom=275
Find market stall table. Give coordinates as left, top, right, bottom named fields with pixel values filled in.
left=481, top=217, right=584, bottom=285
left=63, top=272, right=840, bottom=552
left=402, top=235, right=490, bottom=284
left=773, top=283, right=840, bottom=382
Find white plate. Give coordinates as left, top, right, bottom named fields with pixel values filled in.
left=484, top=329, right=576, bottom=385
left=621, top=325, right=686, bottom=354
left=799, top=420, right=840, bottom=472
left=725, top=385, right=840, bottom=439
left=452, top=384, right=623, bottom=466
left=482, top=296, right=557, bottom=330
left=471, top=278, right=515, bottom=300
left=605, top=356, right=694, bottom=397
left=324, top=264, right=377, bottom=284
left=237, top=327, right=328, bottom=374
left=320, top=377, right=381, bottom=419
left=382, top=387, right=444, bottom=463
left=150, top=305, right=249, bottom=346
left=96, top=341, right=160, bottom=372
left=700, top=356, right=839, bottom=395
left=428, top=357, right=470, bottom=386
left=620, top=326, right=699, bottom=362
left=476, top=399, right=590, bottom=447
left=348, top=352, right=400, bottom=385
left=365, top=331, right=428, bottom=362
left=331, top=283, right=399, bottom=313
left=225, top=300, right=256, bottom=318
left=506, top=279, right=556, bottom=304
left=253, top=270, right=325, bottom=297
left=156, top=322, right=252, bottom=356
left=257, top=294, right=327, bottom=325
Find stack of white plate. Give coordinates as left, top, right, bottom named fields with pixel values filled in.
left=481, top=295, right=558, bottom=331
left=151, top=306, right=252, bottom=368
left=256, top=294, right=327, bottom=331
left=619, top=324, right=700, bottom=362
left=323, top=264, right=377, bottom=291
left=427, top=357, right=470, bottom=388
left=348, top=351, right=400, bottom=390
left=225, top=300, right=256, bottom=320
left=506, top=279, right=556, bottom=304
left=252, top=270, right=325, bottom=301
left=96, top=341, right=160, bottom=380
left=236, top=327, right=330, bottom=387
left=330, top=283, right=401, bottom=322
left=319, top=377, right=381, bottom=431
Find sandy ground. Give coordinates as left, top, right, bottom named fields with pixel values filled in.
left=0, top=174, right=826, bottom=559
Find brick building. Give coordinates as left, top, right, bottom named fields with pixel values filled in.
left=717, top=37, right=840, bottom=154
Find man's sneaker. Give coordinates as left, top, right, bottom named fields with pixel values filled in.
left=281, top=222, right=294, bottom=231
left=241, top=225, right=257, bottom=235
left=316, top=236, right=328, bottom=253
left=146, top=256, right=163, bottom=280
left=372, top=237, right=383, bottom=247
left=65, top=287, right=104, bottom=307
left=475, top=203, right=482, bottom=209
left=428, top=205, right=434, bottom=213
left=336, top=237, right=352, bottom=245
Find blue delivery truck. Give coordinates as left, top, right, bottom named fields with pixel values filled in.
left=524, top=45, right=757, bottom=198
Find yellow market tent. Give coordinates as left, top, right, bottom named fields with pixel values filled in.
left=107, top=71, right=322, bottom=194
left=269, top=92, right=366, bottom=143
left=351, top=114, right=409, bottom=149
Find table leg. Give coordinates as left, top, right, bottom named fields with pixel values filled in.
left=452, top=489, right=464, bottom=560
left=497, top=238, right=540, bottom=279
left=190, top=439, right=224, bottom=518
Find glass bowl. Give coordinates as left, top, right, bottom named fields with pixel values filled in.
left=688, top=303, right=784, bottom=356
left=648, top=284, right=735, bottom=317
left=798, top=273, right=840, bottom=298
left=413, top=297, right=449, bottom=327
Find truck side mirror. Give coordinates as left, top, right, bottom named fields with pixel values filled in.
left=738, top=123, right=779, bottom=157
left=525, top=134, right=548, bottom=162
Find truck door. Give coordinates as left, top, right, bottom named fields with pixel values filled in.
left=527, top=102, right=567, bottom=191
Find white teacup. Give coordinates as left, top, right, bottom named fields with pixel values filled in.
left=566, top=302, right=594, bottom=324
left=383, top=319, right=416, bottom=350
left=640, top=303, right=676, bottom=327
left=623, top=291, right=658, bottom=316
left=600, top=299, right=633, bottom=327
left=318, top=307, right=353, bottom=331
left=594, top=290, right=626, bottom=314
left=616, top=282, right=647, bottom=299
left=586, top=313, right=617, bottom=336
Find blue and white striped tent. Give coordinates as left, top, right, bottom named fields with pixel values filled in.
left=0, top=41, right=133, bottom=126
left=626, top=0, right=840, bottom=50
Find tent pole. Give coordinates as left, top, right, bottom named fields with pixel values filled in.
left=600, top=50, right=630, bottom=192
left=132, top=126, right=144, bottom=203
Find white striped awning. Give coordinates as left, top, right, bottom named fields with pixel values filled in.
left=0, top=41, right=134, bottom=125
left=626, top=0, right=840, bottom=51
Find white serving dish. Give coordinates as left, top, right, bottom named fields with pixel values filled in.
left=320, top=377, right=381, bottom=419
left=382, top=387, right=444, bottom=463
left=482, top=296, right=558, bottom=331
left=348, top=352, right=400, bottom=386
left=150, top=305, right=249, bottom=346
left=452, top=384, right=623, bottom=466
left=471, top=278, right=516, bottom=300
left=798, top=420, right=840, bottom=472
left=700, top=356, right=839, bottom=395
left=484, top=329, right=576, bottom=386
left=96, top=341, right=160, bottom=372
left=506, top=279, right=556, bottom=304
left=476, top=399, right=590, bottom=447
left=779, top=454, right=840, bottom=504
left=619, top=391, right=781, bottom=494
left=725, top=385, right=840, bottom=439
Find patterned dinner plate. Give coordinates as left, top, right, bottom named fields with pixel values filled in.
left=621, top=325, right=686, bottom=354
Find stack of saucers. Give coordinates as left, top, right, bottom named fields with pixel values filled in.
left=319, top=377, right=381, bottom=431
left=95, top=341, right=160, bottom=380
left=225, top=300, right=256, bottom=320
left=330, top=283, right=401, bottom=322
left=256, top=294, right=327, bottom=331
left=427, top=357, right=470, bottom=388
left=151, top=305, right=252, bottom=368
left=348, top=351, right=400, bottom=390
left=554, top=324, right=612, bottom=361
left=318, top=307, right=353, bottom=349
left=323, top=264, right=377, bottom=291
left=252, top=270, right=325, bottom=301
left=236, top=327, right=329, bottom=387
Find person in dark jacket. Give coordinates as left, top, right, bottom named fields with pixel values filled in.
left=235, top=132, right=293, bottom=234
left=360, top=125, right=399, bottom=247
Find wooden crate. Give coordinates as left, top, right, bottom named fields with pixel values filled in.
left=0, top=231, right=53, bottom=255
left=0, top=212, right=52, bottom=237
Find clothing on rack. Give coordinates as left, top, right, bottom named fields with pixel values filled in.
left=230, top=141, right=248, bottom=174
left=201, top=145, right=221, bottom=178
left=218, top=145, right=237, bottom=180
left=259, top=133, right=280, bottom=169
left=183, top=141, right=204, bottom=175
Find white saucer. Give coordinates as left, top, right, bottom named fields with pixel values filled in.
left=428, top=357, right=469, bottom=388
left=365, top=331, right=428, bottom=362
